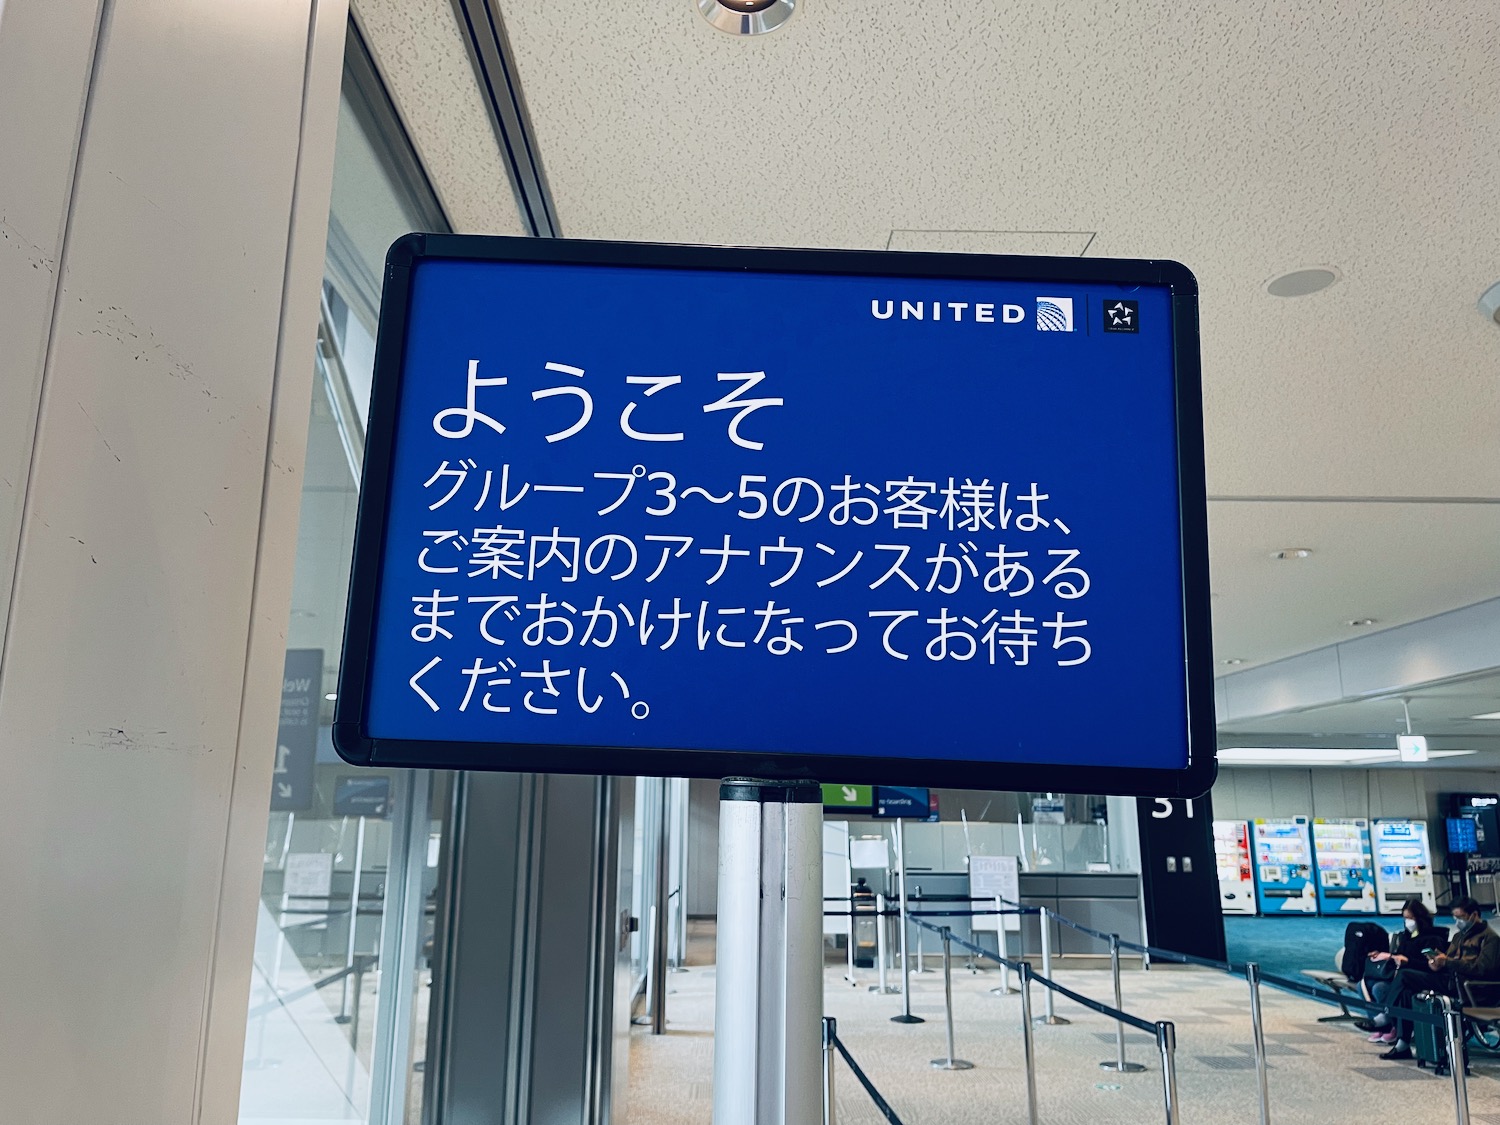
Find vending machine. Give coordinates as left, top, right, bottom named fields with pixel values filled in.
left=1371, top=819, right=1436, bottom=914
left=1252, top=817, right=1318, bottom=914
left=1213, top=819, right=1257, bottom=915
left=1311, top=818, right=1378, bottom=914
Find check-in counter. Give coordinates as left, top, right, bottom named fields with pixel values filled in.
left=908, top=868, right=1146, bottom=962
left=1018, top=872, right=1144, bottom=957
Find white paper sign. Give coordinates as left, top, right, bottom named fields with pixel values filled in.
left=283, top=852, right=334, bottom=900
left=969, top=854, right=1021, bottom=933
left=849, top=837, right=891, bottom=871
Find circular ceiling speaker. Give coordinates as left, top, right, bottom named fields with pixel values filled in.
left=699, top=0, right=795, bottom=35
left=1265, top=267, right=1342, bottom=298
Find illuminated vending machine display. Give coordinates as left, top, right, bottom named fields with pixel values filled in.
left=1311, top=818, right=1378, bottom=914
left=1213, top=819, right=1256, bottom=915
left=1252, top=817, right=1318, bottom=914
left=1372, top=819, right=1436, bottom=914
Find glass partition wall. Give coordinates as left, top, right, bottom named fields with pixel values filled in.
left=238, top=28, right=450, bottom=1125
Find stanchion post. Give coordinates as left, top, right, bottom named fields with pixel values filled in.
left=1440, top=996, right=1471, bottom=1125
left=914, top=887, right=928, bottom=973
left=930, top=927, right=975, bottom=1071
left=1246, top=961, right=1271, bottom=1125
left=1100, top=934, right=1145, bottom=1072
left=1156, top=1021, right=1181, bottom=1125
left=891, top=821, right=923, bottom=1024
left=845, top=901, right=856, bottom=987
left=870, top=894, right=896, bottom=995
left=822, top=1017, right=837, bottom=1125
left=1019, top=962, right=1040, bottom=1125
left=336, top=815, right=366, bottom=1024
left=1034, top=906, right=1069, bottom=1025
left=989, top=896, right=1014, bottom=995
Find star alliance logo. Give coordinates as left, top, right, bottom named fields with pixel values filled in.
left=1103, top=299, right=1139, bottom=333
left=1035, top=297, right=1074, bottom=332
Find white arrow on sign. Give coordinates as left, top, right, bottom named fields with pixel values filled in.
left=842, top=786, right=858, bottom=802
left=277, top=782, right=292, bottom=798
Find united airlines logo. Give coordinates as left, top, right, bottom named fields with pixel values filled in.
left=867, top=297, right=1078, bottom=333
left=1035, top=297, right=1074, bottom=332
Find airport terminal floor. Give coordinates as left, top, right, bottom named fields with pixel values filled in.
left=4, top=2, right=1500, bottom=1124
left=629, top=924, right=1500, bottom=1125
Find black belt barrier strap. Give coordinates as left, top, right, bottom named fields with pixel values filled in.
left=831, top=1033, right=906, bottom=1125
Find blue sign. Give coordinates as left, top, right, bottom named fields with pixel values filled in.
left=272, top=648, right=321, bottom=811
left=874, top=786, right=936, bottom=820
left=333, top=775, right=391, bottom=818
left=335, top=237, right=1213, bottom=795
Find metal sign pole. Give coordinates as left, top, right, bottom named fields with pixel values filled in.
left=713, top=779, right=823, bottom=1125
left=891, top=818, right=923, bottom=1024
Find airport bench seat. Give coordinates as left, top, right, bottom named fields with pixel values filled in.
left=1301, top=969, right=1360, bottom=1023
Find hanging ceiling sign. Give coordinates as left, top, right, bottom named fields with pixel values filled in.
left=334, top=235, right=1214, bottom=796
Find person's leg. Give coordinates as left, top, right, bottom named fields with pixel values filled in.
left=1368, top=978, right=1396, bottom=1038
left=1383, top=967, right=1445, bottom=1057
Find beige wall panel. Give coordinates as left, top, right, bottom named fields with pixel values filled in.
left=0, top=0, right=346, bottom=1120
left=0, top=0, right=103, bottom=652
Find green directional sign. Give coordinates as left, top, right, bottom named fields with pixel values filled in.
left=821, top=783, right=874, bottom=811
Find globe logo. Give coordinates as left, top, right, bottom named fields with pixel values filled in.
left=1036, top=297, right=1074, bottom=332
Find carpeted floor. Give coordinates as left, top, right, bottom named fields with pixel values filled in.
left=1224, top=914, right=1369, bottom=981
left=627, top=926, right=1500, bottom=1125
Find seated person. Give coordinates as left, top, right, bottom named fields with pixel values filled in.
left=1379, top=896, right=1499, bottom=1060
left=1355, top=898, right=1447, bottom=1043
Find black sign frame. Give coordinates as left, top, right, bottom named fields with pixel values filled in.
left=333, top=234, right=1216, bottom=797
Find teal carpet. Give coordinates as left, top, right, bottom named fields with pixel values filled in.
left=1223, top=915, right=1387, bottom=982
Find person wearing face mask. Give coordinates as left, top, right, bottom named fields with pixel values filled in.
left=1378, top=896, right=1499, bottom=1061
left=1354, top=899, right=1446, bottom=1043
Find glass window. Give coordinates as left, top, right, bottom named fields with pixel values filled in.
left=239, top=25, right=447, bottom=1125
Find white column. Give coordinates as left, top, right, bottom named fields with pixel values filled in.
left=0, top=1, right=346, bottom=1121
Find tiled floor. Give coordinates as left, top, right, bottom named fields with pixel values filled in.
left=627, top=943, right=1500, bottom=1124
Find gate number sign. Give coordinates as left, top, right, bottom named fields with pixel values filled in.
left=334, top=236, right=1214, bottom=797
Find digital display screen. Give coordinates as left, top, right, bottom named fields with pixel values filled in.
left=1448, top=816, right=1479, bottom=856
left=335, top=237, right=1212, bottom=793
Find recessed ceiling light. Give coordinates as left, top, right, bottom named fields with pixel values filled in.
left=1266, top=266, right=1341, bottom=298
left=1347, top=618, right=1377, bottom=627
left=324, top=693, right=338, bottom=701
left=1479, top=282, right=1500, bottom=325
left=698, top=0, right=795, bottom=34
left=1271, top=547, right=1313, bottom=560
left=1470, top=711, right=1500, bottom=721
left=1222, top=658, right=1245, bottom=665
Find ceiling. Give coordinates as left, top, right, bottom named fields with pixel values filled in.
left=351, top=0, right=1500, bottom=749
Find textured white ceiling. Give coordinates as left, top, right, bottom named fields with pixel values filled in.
left=1208, top=499, right=1500, bottom=666
left=353, top=0, right=528, bottom=235
left=492, top=0, right=1500, bottom=678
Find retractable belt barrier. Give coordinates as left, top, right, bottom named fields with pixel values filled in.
left=1045, top=910, right=1450, bottom=1030
left=902, top=914, right=1181, bottom=1125
left=823, top=1016, right=906, bottom=1125
left=844, top=898, right=1472, bottom=1125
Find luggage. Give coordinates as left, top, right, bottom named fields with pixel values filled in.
left=1412, top=991, right=1446, bottom=1069
left=1340, top=921, right=1389, bottom=982
left=1411, top=990, right=1466, bottom=1073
